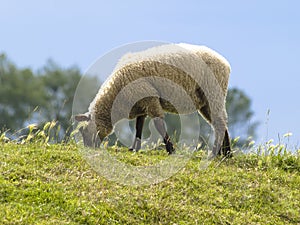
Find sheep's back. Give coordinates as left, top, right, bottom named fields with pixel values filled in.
left=91, top=43, right=230, bottom=120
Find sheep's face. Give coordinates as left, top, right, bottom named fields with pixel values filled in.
left=75, top=113, right=101, bottom=147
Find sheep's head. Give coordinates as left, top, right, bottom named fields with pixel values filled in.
left=75, top=113, right=101, bottom=147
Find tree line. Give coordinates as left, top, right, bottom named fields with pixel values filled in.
left=0, top=54, right=81, bottom=138
left=0, top=53, right=259, bottom=146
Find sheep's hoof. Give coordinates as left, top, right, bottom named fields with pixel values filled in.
left=129, top=147, right=140, bottom=152
left=222, top=146, right=232, bottom=158
left=129, top=138, right=141, bottom=152
left=166, top=142, right=175, bottom=155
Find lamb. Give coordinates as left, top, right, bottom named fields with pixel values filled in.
left=75, top=43, right=232, bottom=156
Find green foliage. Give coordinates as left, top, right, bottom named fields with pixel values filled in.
left=0, top=54, right=46, bottom=130
left=226, top=87, right=259, bottom=145
left=0, top=54, right=99, bottom=139
left=0, top=130, right=299, bottom=224
left=38, top=60, right=82, bottom=137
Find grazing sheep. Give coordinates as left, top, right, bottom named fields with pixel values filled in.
left=75, top=43, right=231, bottom=156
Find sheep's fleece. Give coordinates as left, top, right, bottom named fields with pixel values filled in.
left=75, top=43, right=231, bottom=154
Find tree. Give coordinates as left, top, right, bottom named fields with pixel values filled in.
left=0, top=54, right=46, bottom=131
left=226, top=87, right=259, bottom=145
left=0, top=54, right=100, bottom=141
left=39, top=60, right=82, bottom=137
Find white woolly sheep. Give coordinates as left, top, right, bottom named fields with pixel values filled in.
left=75, top=43, right=231, bottom=156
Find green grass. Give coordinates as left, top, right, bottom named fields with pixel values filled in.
left=1, top=137, right=300, bottom=224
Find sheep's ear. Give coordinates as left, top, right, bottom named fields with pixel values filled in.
left=75, top=114, right=91, bottom=122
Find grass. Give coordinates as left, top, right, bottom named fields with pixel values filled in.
left=0, top=130, right=300, bottom=224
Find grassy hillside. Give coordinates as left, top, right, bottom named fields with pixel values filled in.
left=0, top=137, right=300, bottom=224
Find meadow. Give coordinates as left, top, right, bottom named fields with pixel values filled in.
left=0, top=129, right=300, bottom=224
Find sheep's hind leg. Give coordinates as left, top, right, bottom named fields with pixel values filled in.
left=153, top=117, right=175, bottom=154
left=222, top=129, right=232, bottom=157
left=199, top=105, right=231, bottom=157
left=211, top=114, right=229, bottom=157
left=129, top=115, right=146, bottom=151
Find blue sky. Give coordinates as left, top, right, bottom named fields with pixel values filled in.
left=1, top=0, right=300, bottom=147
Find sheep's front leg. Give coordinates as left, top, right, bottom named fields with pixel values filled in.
left=129, top=115, right=146, bottom=151
left=153, top=117, right=175, bottom=154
